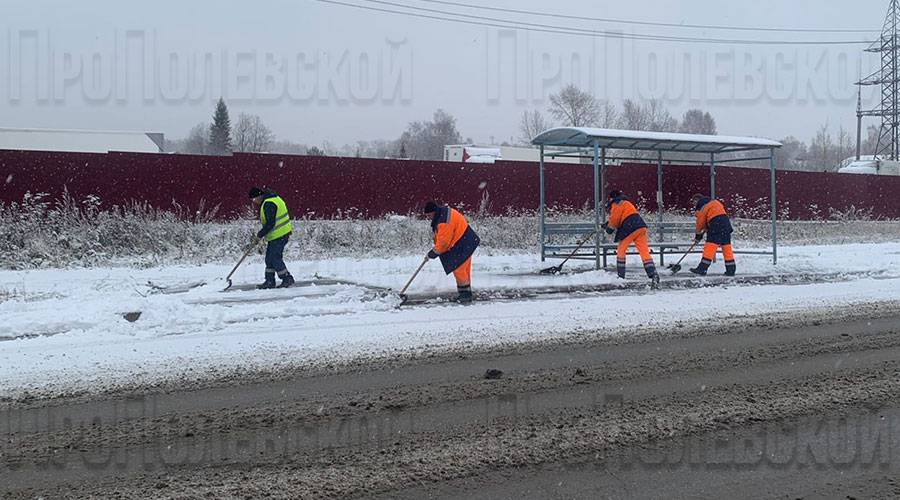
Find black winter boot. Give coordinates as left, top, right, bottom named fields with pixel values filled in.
left=257, top=272, right=277, bottom=289
left=724, top=260, right=736, bottom=277
left=457, top=285, right=473, bottom=304
left=278, top=274, right=295, bottom=288
left=643, top=261, right=659, bottom=286
left=690, top=258, right=711, bottom=276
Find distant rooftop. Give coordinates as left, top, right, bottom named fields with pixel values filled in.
left=0, top=127, right=164, bottom=154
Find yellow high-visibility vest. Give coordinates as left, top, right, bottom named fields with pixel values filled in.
left=260, top=196, right=292, bottom=241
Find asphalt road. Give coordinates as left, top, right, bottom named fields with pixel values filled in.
left=3, top=308, right=900, bottom=499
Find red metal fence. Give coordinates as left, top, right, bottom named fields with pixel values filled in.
left=1, top=149, right=898, bottom=220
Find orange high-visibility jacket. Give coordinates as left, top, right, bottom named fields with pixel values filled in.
left=695, top=199, right=728, bottom=234
left=608, top=199, right=639, bottom=229
left=433, top=207, right=469, bottom=254
left=607, top=198, right=647, bottom=242
left=430, top=205, right=480, bottom=275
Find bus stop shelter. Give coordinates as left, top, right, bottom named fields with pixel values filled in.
left=531, top=127, right=782, bottom=269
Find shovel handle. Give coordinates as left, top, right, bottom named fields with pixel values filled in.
left=226, top=238, right=260, bottom=282
left=399, top=257, right=429, bottom=296
left=558, top=230, right=598, bottom=268
left=671, top=240, right=699, bottom=268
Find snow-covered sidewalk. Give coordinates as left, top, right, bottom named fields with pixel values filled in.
left=0, top=242, right=898, bottom=401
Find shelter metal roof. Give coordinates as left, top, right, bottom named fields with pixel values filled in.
left=531, top=127, right=781, bottom=154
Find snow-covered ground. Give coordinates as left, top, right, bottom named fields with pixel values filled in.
left=1, top=242, right=899, bottom=401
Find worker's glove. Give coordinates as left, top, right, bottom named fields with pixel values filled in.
left=601, top=222, right=614, bottom=235
left=694, top=233, right=704, bottom=243
left=427, top=249, right=439, bottom=259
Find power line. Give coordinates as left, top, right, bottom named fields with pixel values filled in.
left=414, top=0, right=880, bottom=34
left=315, top=0, right=874, bottom=45
left=364, top=0, right=871, bottom=43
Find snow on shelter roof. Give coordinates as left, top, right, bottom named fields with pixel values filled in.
left=531, top=127, right=781, bottom=154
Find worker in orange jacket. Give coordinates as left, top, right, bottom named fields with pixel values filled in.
left=424, top=201, right=481, bottom=303
left=601, top=190, right=659, bottom=286
left=690, top=194, right=735, bottom=276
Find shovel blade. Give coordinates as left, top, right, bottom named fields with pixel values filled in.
left=668, top=264, right=682, bottom=275
left=539, top=265, right=561, bottom=275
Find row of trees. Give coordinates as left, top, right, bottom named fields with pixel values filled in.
left=169, top=90, right=867, bottom=172
left=168, top=88, right=713, bottom=161
left=775, top=122, right=877, bottom=173
left=518, top=84, right=717, bottom=145
left=171, top=98, right=281, bottom=156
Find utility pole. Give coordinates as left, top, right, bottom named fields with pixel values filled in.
left=856, top=62, right=863, bottom=160
left=857, top=0, right=900, bottom=160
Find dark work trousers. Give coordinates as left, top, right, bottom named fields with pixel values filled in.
left=264, top=234, right=290, bottom=279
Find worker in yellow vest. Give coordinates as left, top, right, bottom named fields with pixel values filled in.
left=249, top=187, right=294, bottom=289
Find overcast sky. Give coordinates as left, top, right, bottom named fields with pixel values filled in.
left=0, top=0, right=891, bottom=147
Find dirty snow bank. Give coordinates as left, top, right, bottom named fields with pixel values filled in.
left=0, top=242, right=898, bottom=402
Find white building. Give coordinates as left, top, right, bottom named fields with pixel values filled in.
left=443, top=144, right=583, bottom=164
left=0, top=127, right=164, bottom=154
left=837, top=155, right=900, bottom=176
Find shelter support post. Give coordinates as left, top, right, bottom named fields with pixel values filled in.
left=710, top=152, right=716, bottom=199
left=657, top=151, right=664, bottom=266
left=601, top=148, right=607, bottom=268
left=770, top=147, right=777, bottom=265
left=593, top=141, right=601, bottom=270
left=539, top=145, right=545, bottom=262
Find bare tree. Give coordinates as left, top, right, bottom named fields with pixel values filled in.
left=618, top=99, right=648, bottom=131
left=774, top=136, right=808, bottom=170
left=862, top=124, right=880, bottom=157
left=233, top=113, right=275, bottom=153
left=836, top=125, right=852, bottom=168
left=181, top=123, right=208, bottom=154
left=357, top=139, right=398, bottom=158
left=600, top=101, right=618, bottom=128
left=547, top=84, right=600, bottom=127
left=678, top=109, right=717, bottom=135
left=233, top=114, right=253, bottom=153
left=809, top=120, right=834, bottom=172
left=518, top=109, right=551, bottom=145
left=644, top=99, right=678, bottom=132
left=398, top=109, right=463, bottom=160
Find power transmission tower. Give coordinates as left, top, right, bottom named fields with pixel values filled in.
left=857, top=0, right=900, bottom=160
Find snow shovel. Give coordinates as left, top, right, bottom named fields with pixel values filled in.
left=667, top=241, right=699, bottom=275
left=398, top=256, right=429, bottom=305
left=539, top=230, right=597, bottom=275
left=224, top=238, right=261, bottom=291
